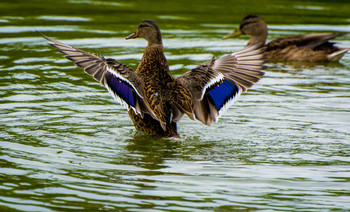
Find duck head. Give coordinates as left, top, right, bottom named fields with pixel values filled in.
left=224, top=15, right=268, bottom=46
left=126, top=20, right=163, bottom=45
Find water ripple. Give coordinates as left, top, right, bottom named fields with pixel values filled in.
left=1, top=1, right=350, bottom=210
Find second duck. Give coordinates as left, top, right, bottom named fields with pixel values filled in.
left=224, top=15, right=349, bottom=62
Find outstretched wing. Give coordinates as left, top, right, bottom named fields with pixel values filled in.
left=176, top=43, right=265, bottom=125
left=41, top=34, right=157, bottom=119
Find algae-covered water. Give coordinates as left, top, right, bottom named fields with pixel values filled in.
left=1, top=0, right=350, bottom=211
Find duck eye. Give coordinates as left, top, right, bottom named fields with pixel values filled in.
left=139, top=24, right=149, bottom=28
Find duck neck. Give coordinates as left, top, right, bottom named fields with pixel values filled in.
left=137, top=44, right=169, bottom=76
left=247, top=29, right=268, bottom=46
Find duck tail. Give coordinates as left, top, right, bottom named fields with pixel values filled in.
left=327, top=48, right=349, bottom=62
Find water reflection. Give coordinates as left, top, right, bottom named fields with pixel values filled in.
left=278, top=59, right=349, bottom=68
left=124, top=136, right=182, bottom=170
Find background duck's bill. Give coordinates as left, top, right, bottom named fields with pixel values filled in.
left=223, top=29, right=242, bottom=39
left=125, top=32, right=139, bottom=39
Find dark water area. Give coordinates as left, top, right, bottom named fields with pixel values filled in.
left=1, top=0, right=350, bottom=211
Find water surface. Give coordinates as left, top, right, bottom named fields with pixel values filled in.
left=1, top=0, right=350, bottom=211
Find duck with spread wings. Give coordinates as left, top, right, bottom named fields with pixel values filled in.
left=41, top=20, right=265, bottom=138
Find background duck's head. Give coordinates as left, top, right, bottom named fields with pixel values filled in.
left=126, top=20, right=163, bottom=45
left=224, top=15, right=268, bottom=46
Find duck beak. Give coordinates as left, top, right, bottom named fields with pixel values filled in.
left=223, top=28, right=242, bottom=39
left=125, top=32, right=139, bottom=40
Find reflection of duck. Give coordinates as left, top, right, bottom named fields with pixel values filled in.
left=124, top=136, right=180, bottom=170
left=224, top=15, right=349, bottom=62
left=42, top=20, right=265, bottom=138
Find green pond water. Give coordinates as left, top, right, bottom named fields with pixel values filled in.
left=1, top=0, right=350, bottom=211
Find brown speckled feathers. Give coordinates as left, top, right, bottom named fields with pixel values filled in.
left=224, top=15, right=349, bottom=62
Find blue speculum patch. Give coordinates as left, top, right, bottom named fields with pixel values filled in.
left=207, top=79, right=239, bottom=110
left=107, top=75, right=136, bottom=107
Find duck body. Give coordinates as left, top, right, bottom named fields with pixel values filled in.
left=128, top=43, right=193, bottom=137
left=42, top=20, right=265, bottom=138
left=128, top=44, right=176, bottom=137
left=265, top=33, right=349, bottom=62
left=224, top=15, right=349, bottom=62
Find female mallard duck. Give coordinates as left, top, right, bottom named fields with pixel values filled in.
left=42, top=20, right=265, bottom=138
left=224, top=15, right=349, bottom=62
